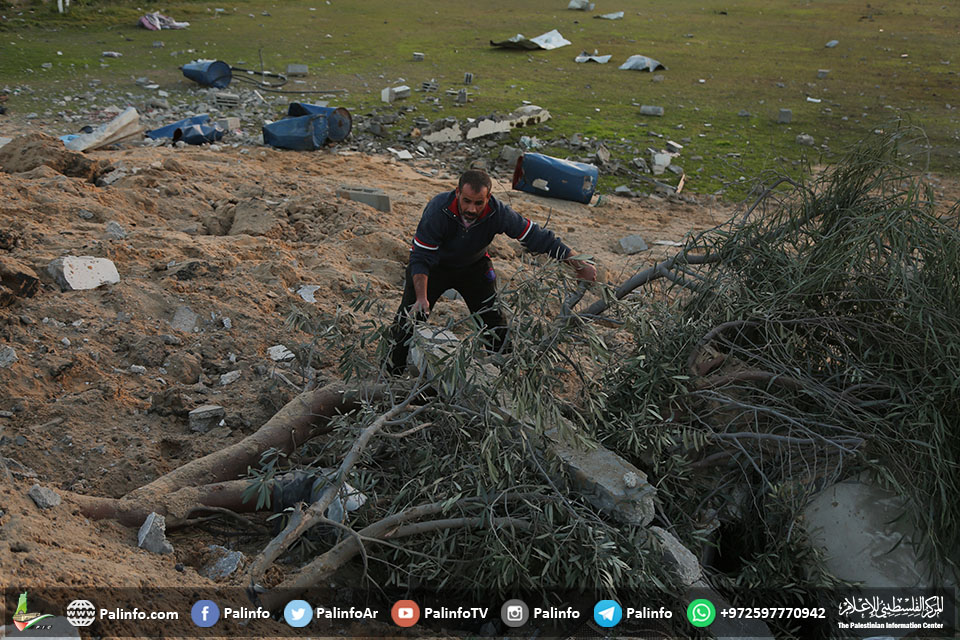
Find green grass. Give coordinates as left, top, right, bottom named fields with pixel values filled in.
left=2, top=0, right=959, bottom=197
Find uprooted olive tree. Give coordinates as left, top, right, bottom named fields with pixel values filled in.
left=64, top=132, right=959, bottom=638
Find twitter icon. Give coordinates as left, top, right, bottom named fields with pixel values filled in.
left=593, top=600, right=622, bottom=628
left=284, top=600, right=313, bottom=628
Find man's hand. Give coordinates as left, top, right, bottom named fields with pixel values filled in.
left=566, top=257, right=597, bottom=282
left=411, top=297, right=430, bottom=317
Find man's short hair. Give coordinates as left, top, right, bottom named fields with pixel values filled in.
left=458, top=169, right=492, bottom=194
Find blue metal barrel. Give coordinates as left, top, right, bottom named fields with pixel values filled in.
left=512, top=153, right=599, bottom=204
left=262, top=114, right=329, bottom=151
left=287, top=103, right=352, bottom=142
left=181, top=60, right=233, bottom=88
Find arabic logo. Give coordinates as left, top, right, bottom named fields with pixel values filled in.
left=12, top=591, right=55, bottom=631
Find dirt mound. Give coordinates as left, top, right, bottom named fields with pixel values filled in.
left=0, top=132, right=107, bottom=181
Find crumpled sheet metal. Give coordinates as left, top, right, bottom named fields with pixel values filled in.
left=490, top=29, right=572, bottom=51
left=575, top=50, right=612, bottom=64
left=619, top=55, right=667, bottom=71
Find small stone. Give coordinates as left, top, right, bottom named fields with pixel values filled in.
left=0, top=346, right=18, bottom=368
left=220, top=370, right=241, bottom=386
left=640, top=105, right=664, bottom=116
left=778, top=108, right=793, bottom=124
left=267, top=345, right=295, bottom=362
left=129, top=364, right=147, bottom=375
left=737, top=109, right=751, bottom=117
left=105, top=221, right=127, bottom=239
left=222, top=317, right=232, bottom=329
left=796, top=133, right=815, bottom=146
left=619, top=235, right=649, bottom=254
left=28, top=484, right=61, bottom=509
left=170, top=306, right=199, bottom=333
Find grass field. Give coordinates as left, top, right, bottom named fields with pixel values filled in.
left=2, top=0, right=959, bottom=197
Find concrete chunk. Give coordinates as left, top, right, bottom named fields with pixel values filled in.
left=380, top=85, right=411, bottom=103
left=189, top=404, right=225, bottom=433
left=337, top=185, right=391, bottom=212
left=640, top=105, right=664, bottom=116
left=201, top=544, right=246, bottom=580
left=47, top=256, right=120, bottom=291
left=796, top=133, right=815, bottom=146
left=170, top=305, right=199, bottom=332
left=138, top=512, right=174, bottom=554
left=650, top=526, right=702, bottom=585
left=778, top=108, right=793, bottom=124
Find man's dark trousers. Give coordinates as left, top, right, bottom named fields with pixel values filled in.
left=388, top=256, right=507, bottom=373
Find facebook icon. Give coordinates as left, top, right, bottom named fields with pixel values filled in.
left=191, top=600, right=220, bottom=627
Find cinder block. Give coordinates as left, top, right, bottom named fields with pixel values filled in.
left=286, top=63, right=308, bottom=77
left=337, top=185, right=391, bottom=213
left=216, top=117, right=240, bottom=131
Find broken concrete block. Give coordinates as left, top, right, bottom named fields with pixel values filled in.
left=640, top=105, right=664, bottom=116
left=213, top=92, right=239, bottom=108
left=47, top=256, right=120, bottom=291
left=189, top=404, right=225, bottom=433
left=28, top=484, right=61, bottom=509
left=796, top=133, right=815, bottom=146
left=614, top=185, right=636, bottom=198
left=216, top=117, right=240, bottom=131
left=420, top=79, right=438, bottom=92
left=170, top=306, right=199, bottom=333
left=220, top=370, right=241, bottom=385
left=651, top=152, right=672, bottom=175
left=337, top=185, right=391, bottom=212
left=778, top=108, right=793, bottom=123
left=817, top=68, right=830, bottom=79
left=412, top=52, right=425, bottom=61
left=455, top=88, right=468, bottom=104
left=138, top=512, right=174, bottom=554
left=665, top=140, right=683, bottom=153
left=464, top=72, right=474, bottom=84
left=650, top=526, right=702, bottom=586
left=619, top=235, right=649, bottom=254
left=286, top=63, right=308, bottom=77
left=380, top=85, right=411, bottom=103
left=499, top=145, right=523, bottom=167
left=201, top=544, right=246, bottom=580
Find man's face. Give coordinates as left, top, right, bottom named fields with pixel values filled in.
left=457, top=183, right=490, bottom=222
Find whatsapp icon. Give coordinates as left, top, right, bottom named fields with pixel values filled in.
left=686, top=599, right=716, bottom=627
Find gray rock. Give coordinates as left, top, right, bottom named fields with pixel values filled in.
left=640, top=105, right=664, bottom=116
left=817, top=69, right=830, bottom=79
left=170, top=306, right=199, bottom=333
left=201, top=544, right=246, bottom=580
left=796, top=133, right=815, bottom=146
left=619, top=235, right=649, bottom=254
left=499, top=145, right=522, bottom=167
left=738, top=109, right=751, bottom=117
left=614, top=185, right=636, bottom=198
left=0, top=346, right=17, bottom=368
left=220, top=370, right=241, bottom=386
left=28, top=484, right=61, bottom=509
left=129, top=364, right=147, bottom=375
left=777, top=108, right=793, bottom=124
left=187, top=404, right=227, bottom=433
left=105, top=221, right=127, bottom=238
left=137, top=512, right=174, bottom=554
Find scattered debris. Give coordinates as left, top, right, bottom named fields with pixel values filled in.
left=139, top=11, right=190, bottom=30
left=490, top=30, right=572, bottom=51
left=567, top=0, right=595, bottom=9
left=420, top=80, right=439, bottom=93
left=825, top=39, right=839, bottom=48
left=220, top=370, right=241, bottom=386
left=817, top=69, right=830, bottom=79
left=778, top=108, right=793, bottom=123
left=173, top=123, right=225, bottom=145
left=806, top=96, right=822, bottom=103
left=595, top=11, right=624, bottom=19
left=387, top=147, right=413, bottom=160
left=337, top=185, right=391, bottom=212
left=297, top=285, right=321, bottom=303
left=101, top=51, right=122, bottom=58
left=413, top=52, right=425, bottom=62
left=651, top=151, right=672, bottom=175
left=63, top=107, right=142, bottom=152
left=619, top=55, right=667, bottom=71
left=513, top=153, right=598, bottom=204
left=47, top=256, right=120, bottom=291
left=575, top=50, right=612, bottom=64
left=422, top=105, right=551, bottom=144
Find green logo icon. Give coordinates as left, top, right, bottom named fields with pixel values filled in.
left=686, top=599, right=716, bottom=627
